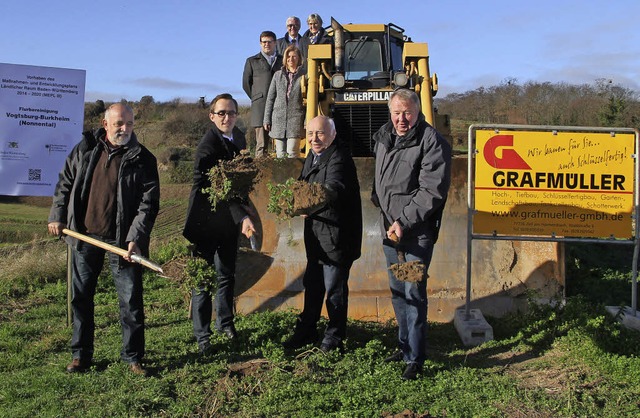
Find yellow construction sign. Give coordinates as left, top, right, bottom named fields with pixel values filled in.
left=472, top=126, right=636, bottom=238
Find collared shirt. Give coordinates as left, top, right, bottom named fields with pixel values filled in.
left=261, top=52, right=276, bottom=67
left=287, top=34, right=300, bottom=44
left=312, top=151, right=322, bottom=165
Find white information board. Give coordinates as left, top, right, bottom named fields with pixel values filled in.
left=0, top=63, right=85, bottom=196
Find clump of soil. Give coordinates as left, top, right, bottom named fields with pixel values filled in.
left=389, top=260, right=425, bottom=282
left=205, top=150, right=264, bottom=209
left=162, top=256, right=217, bottom=304
left=267, top=178, right=328, bottom=219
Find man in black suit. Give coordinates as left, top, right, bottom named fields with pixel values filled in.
left=283, top=116, right=363, bottom=353
left=183, top=93, right=255, bottom=355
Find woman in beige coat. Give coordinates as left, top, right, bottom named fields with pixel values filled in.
left=263, top=45, right=306, bottom=158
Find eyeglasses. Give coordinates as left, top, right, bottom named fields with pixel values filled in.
left=213, top=110, right=237, bottom=117
left=261, top=40, right=274, bottom=44
left=287, top=24, right=297, bottom=28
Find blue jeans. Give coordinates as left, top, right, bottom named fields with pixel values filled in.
left=71, top=237, right=145, bottom=363
left=297, top=260, right=351, bottom=347
left=383, top=238, right=434, bottom=365
left=190, top=240, right=237, bottom=346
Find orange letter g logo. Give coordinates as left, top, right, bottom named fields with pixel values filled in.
left=483, top=135, right=531, bottom=169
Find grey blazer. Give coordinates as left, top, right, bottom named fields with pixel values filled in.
left=263, top=68, right=306, bottom=139
left=242, top=52, right=282, bottom=127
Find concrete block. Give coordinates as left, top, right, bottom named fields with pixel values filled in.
left=605, top=306, right=640, bottom=331
left=454, top=308, right=494, bottom=346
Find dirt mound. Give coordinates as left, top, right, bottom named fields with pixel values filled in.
left=389, top=260, right=425, bottom=283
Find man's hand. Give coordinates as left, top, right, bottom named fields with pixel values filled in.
left=124, top=241, right=140, bottom=263
left=241, top=217, right=256, bottom=239
left=387, top=221, right=403, bottom=242
left=48, top=222, right=66, bottom=237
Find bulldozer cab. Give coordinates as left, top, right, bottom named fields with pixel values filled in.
left=342, top=25, right=405, bottom=88
left=304, top=19, right=451, bottom=157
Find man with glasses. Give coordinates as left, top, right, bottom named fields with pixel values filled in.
left=276, top=16, right=308, bottom=61
left=183, top=93, right=256, bottom=355
left=243, top=31, right=282, bottom=158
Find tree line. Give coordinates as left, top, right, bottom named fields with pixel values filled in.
left=435, top=78, right=639, bottom=130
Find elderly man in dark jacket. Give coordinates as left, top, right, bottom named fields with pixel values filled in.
left=242, top=30, right=282, bottom=157
left=183, top=93, right=255, bottom=355
left=48, top=103, right=160, bottom=376
left=372, top=89, right=451, bottom=380
left=283, top=115, right=362, bottom=353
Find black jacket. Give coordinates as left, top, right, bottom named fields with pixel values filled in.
left=183, top=125, right=248, bottom=248
left=48, top=128, right=160, bottom=258
left=299, top=142, right=362, bottom=266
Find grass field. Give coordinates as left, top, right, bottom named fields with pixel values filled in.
left=1, top=195, right=640, bottom=417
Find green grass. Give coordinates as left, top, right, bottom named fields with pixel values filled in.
left=2, top=246, right=640, bottom=417
left=2, top=201, right=640, bottom=416
left=0, top=202, right=50, bottom=246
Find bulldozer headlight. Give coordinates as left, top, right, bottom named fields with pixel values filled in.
left=331, top=74, right=345, bottom=89
left=393, top=72, right=409, bottom=88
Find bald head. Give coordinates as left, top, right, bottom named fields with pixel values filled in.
left=306, top=116, right=336, bottom=154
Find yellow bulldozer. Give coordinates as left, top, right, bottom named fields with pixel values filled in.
left=303, top=18, right=451, bottom=155
left=233, top=19, right=561, bottom=324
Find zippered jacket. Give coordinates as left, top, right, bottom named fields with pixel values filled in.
left=48, top=128, right=160, bottom=257
left=371, top=116, right=451, bottom=242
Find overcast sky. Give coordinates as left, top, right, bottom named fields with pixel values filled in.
left=2, top=0, right=638, bottom=104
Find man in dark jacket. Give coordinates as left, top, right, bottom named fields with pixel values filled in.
left=283, top=115, right=362, bottom=353
left=372, top=89, right=451, bottom=380
left=242, top=30, right=282, bottom=158
left=48, top=103, right=160, bottom=376
left=276, top=16, right=308, bottom=60
left=183, top=93, right=255, bottom=355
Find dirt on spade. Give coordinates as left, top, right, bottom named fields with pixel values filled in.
left=389, top=259, right=426, bottom=283
left=291, top=181, right=328, bottom=215
left=268, top=179, right=329, bottom=219
left=205, top=150, right=266, bottom=209
left=162, top=255, right=217, bottom=306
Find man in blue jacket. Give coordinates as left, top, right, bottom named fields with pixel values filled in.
left=372, top=89, right=451, bottom=380
left=283, top=115, right=362, bottom=353
left=48, top=103, right=160, bottom=376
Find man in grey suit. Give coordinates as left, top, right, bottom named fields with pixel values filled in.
left=242, top=31, right=282, bottom=158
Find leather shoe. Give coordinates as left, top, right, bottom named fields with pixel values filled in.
left=129, top=362, right=147, bottom=376
left=199, top=341, right=213, bottom=356
left=66, top=358, right=91, bottom=373
left=384, top=350, right=404, bottom=363
left=282, top=331, right=317, bottom=350
left=401, top=363, right=422, bottom=381
left=220, top=326, right=237, bottom=340
left=320, top=342, right=344, bottom=354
